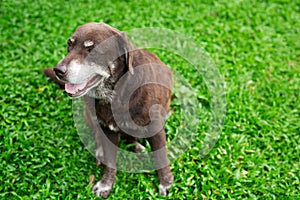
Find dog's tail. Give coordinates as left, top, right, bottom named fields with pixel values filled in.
left=43, top=68, right=65, bottom=89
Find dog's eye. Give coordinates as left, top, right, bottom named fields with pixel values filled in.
left=67, top=39, right=71, bottom=46
left=67, top=38, right=74, bottom=46
left=84, top=40, right=94, bottom=52
left=67, top=38, right=75, bottom=52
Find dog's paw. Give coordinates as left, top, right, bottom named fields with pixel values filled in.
left=92, top=181, right=113, bottom=198
left=159, top=173, right=174, bottom=196
left=159, top=183, right=172, bottom=196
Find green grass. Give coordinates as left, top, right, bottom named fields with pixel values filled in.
left=1, top=0, right=299, bottom=199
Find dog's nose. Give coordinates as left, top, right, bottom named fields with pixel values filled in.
left=54, top=65, right=67, bottom=79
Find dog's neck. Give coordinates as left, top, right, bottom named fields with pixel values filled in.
left=86, top=61, right=132, bottom=103
left=87, top=79, right=114, bottom=103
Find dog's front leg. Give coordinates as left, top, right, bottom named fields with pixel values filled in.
left=148, top=128, right=174, bottom=196
left=83, top=97, right=105, bottom=167
left=92, top=127, right=119, bottom=198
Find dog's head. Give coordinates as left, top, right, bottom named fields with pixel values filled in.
left=54, top=22, right=134, bottom=98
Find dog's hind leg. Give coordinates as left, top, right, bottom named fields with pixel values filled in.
left=121, top=134, right=146, bottom=153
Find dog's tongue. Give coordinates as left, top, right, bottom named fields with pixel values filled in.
left=65, top=82, right=87, bottom=95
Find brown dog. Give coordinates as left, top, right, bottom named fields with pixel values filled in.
left=44, top=22, right=173, bottom=198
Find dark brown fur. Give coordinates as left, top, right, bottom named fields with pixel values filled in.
left=44, top=22, right=173, bottom=198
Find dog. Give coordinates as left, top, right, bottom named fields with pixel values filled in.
left=43, top=22, right=174, bottom=198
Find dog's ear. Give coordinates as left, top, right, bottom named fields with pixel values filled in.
left=100, top=23, right=134, bottom=75
left=120, top=32, right=134, bottom=75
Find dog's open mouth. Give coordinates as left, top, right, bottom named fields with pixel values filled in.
left=65, top=76, right=101, bottom=97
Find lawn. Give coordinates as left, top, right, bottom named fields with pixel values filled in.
left=0, top=0, right=299, bottom=199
